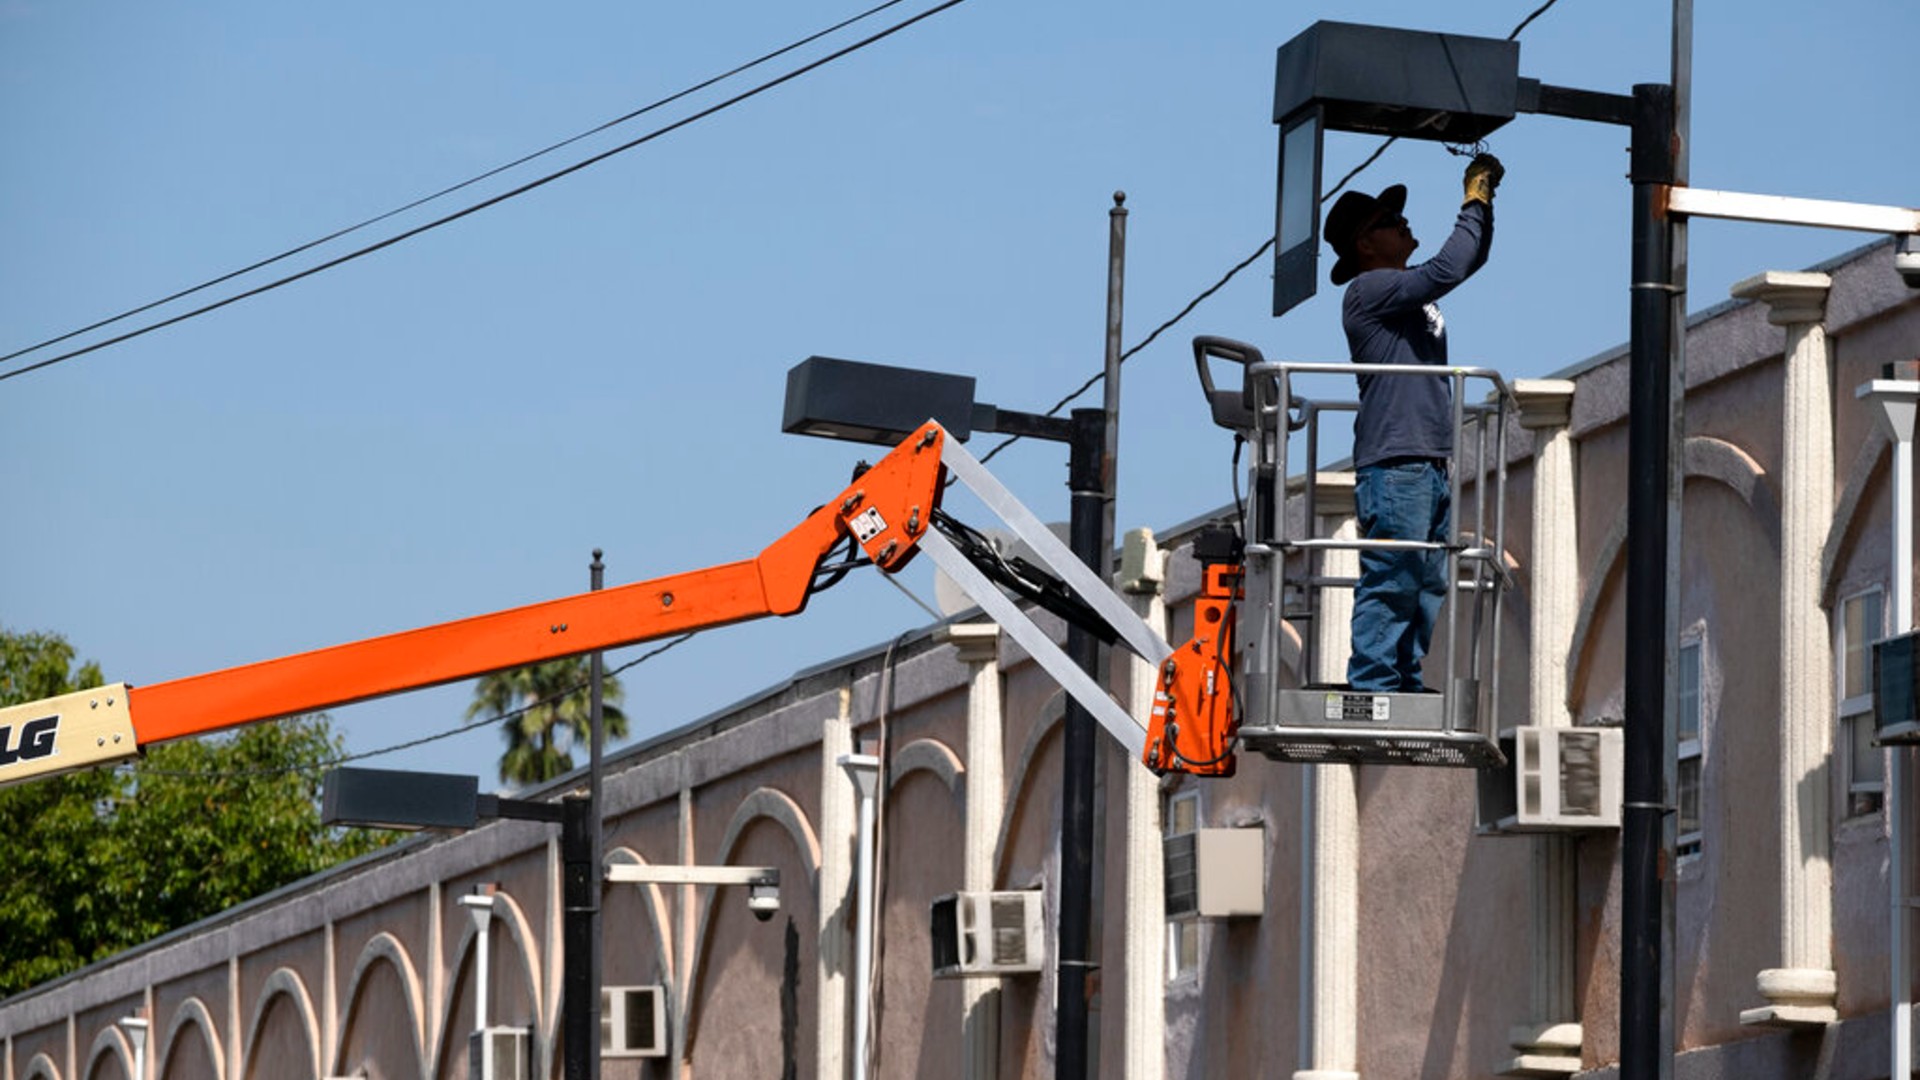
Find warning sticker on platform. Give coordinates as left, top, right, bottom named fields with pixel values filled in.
left=1324, top=692, right=1390, bottom=722
left=851, top=508, right=887, bottom=543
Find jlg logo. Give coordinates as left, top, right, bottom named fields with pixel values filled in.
left=0, top=716, right=60, bottom=766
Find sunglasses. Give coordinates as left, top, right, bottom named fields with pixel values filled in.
left=1368, top=213, right=1407, bottom=231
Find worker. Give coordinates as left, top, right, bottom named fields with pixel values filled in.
left=1323, top=152, right=1503, bottom=693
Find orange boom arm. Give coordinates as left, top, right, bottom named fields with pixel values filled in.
left=0, top=424, right=950, bottom=787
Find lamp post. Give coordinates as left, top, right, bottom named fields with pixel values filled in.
left=321, top=766, right=591, bottom=1078
left=585, top=548, right=607, bottom=1080
left=783, top=355, right=1113, bottom=1079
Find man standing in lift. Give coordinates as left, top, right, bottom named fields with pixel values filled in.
left=1324, top=153, right=1503, bottom=692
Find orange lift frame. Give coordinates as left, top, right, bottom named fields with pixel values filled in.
left=0, top=421, right=1229, bottom=788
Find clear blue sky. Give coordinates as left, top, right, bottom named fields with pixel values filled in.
left=4, top=0, right=1915, bottom=789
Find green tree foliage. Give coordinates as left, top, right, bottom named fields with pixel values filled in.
left=0, top=628, right=390, bottom=997
left=468, top=657, right=627, bottom=787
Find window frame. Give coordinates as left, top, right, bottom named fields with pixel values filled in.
left=1164, top=788, right=1202, bottom=982
left=1676, top=636, right=1704, bottom=861
left=1837, top=587, right=1887, bottom=818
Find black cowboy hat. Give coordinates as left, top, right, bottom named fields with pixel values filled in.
left=1324, top=184, right=1407, bottom=286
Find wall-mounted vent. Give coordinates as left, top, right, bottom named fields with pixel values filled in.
left=1164, top=827, right=1265, bottom=918
left=1477, top=725, right=1622, bottom=833
left=1875, top=631, right=1920, bottom=743
left=930, top=891, right=1045, bottom=977
left=602, top=985, right=667, bottom=1058
left=468, top=1026, right=528, bottom=1080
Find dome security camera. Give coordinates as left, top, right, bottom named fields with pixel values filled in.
left=1897, top=234, right=1920, bottom=289
left=747, top=883, right=779, bottom=922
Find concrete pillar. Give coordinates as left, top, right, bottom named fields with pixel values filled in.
left=1733, top=271, right=1840, bottom=1027
left=940, top=621, right=1005, bottom=1079
left=817, top=685, right=856, bottom=1077
left=1506, top=379, right=1585, bottom=1076
left=1118, top=528, right=1168, bottom=1080
left=1299, top=474, right=1361, bottom=1080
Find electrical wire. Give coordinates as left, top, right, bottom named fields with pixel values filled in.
left=0, top=0, right=972, bottom=384
left=974, top=138, right=1396, bottom=467
left=134, top=632, right=697, bottom=782
left=881, top=572, right=944, bottom=622
left=1507, top=0, right=1564, bottom=40
left=0, top=0, right=916, bottom=371
left=860, top=630, right=910, bottom=1080
left=976, top=0, right=1562, bottom=465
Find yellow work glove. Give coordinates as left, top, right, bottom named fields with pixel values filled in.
left=1462, top=153, right=1504, bottom=207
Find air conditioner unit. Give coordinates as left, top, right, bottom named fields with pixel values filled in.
left=1164, top=827, right=1265, bottom=919
left=930, top=890, right=1045, bottom=977
left=1875, top=631, right=1920, bottom=743
left=468, top=1026, right=528, bottom=1080
left=1476, top=725, right=1622, bottom=833
left=602, top=984, right=667, bottom=1058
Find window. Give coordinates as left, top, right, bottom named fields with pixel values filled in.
left=1677, top=639, right=1703, bottom=860
left=1839, top=589, right=1886, bottom=817
left=1165, top=789, right=1201, bottom=981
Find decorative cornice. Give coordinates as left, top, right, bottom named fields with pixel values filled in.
left=1512, top=379, right=1577, bottom=430
left=1731, top=270, right=1832, bottom=326
left=938, top=621, right=1001, bottom=665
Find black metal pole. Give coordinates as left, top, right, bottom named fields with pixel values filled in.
left=586, top=548, right=606, bottom=1078
left=562, top=795, right=597, bottom=1079
left=1622, top=81, right=1677, bottom=1080
left=1056, top=407, right=1107, bottom=1080
left=1101, top=191, right=1127, bottom=561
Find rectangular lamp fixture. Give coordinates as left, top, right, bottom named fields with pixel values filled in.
left=783, top=356, right=977, bottom=446
left=322, top=766, right=483, bottom=831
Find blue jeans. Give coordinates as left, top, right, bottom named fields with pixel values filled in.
left=1347, top=459, right=1450, bottom=692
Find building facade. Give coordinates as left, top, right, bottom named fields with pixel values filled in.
left=2, top=239, right=1917, bottom=1079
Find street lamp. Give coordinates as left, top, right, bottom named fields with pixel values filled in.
left=784, top=354, right=1111, bottom=1080
left=321, top=767, right=587, bottom=1078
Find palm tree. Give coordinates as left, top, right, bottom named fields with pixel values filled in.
left=467, top=657, right=627, bottom=787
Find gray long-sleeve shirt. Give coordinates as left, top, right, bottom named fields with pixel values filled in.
left=1344, top=201, right=1493, bottom=468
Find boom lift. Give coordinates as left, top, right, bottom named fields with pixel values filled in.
left=0, top=342, right=1513, bottom=789
left=0, top=421, right=1173, bottom=789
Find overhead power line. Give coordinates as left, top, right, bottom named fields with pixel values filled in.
left=0, top=0, right=969, bottom=384
left=0, top=0, right=914, bottom=371
left=978, top=0, right=1564, bottom=465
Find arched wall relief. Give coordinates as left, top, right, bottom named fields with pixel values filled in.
left=684, top=787, right=822, bottom=1055
left=243, top=967, right=322, bottom=1080
left=82, top=1026, right=133, bottom=1080
left=887, top=737, right=963, bottom=798
left=160, top=996, right=226, bottom=1080
left=604, top=845, right=678, bottom=988
left=996, top=692, right=1066, bottom=884
left=1567, top=435, right=1775, bottom=708
left=333, top=931, right=428, bottom=1080
left=1823, top=427, right=1892, bottom=608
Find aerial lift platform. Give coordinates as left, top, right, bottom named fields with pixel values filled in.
left=1143, top=336, right=1516, bottom=773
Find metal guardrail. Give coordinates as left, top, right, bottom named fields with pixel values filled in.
left=1202, top=341, right=1516, bottom=767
